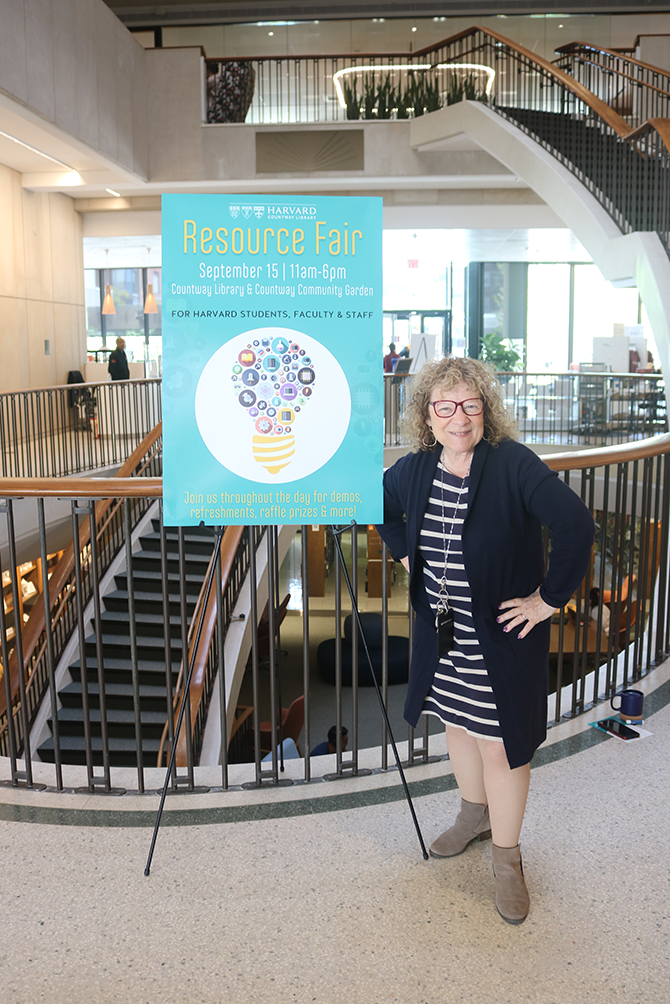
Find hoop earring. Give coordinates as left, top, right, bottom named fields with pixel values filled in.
left=421, top=429, right=437, bottom=449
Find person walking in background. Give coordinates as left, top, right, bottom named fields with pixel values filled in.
left=108, top=337, right=130, bottom=380
left=383, top=342, right=399, bottom=373
left=377, top=356, right=594, bottom=924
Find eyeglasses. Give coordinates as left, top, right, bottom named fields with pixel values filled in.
left=429, top=398, right=484, bottom=418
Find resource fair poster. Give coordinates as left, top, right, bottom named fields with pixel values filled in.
left=161, top=194, right=384, bottom=526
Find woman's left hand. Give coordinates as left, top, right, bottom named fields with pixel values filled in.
left=497, top=588, right=557, bottom=640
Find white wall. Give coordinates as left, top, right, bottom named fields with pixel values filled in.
left=0, top=0, right=148, bottom=179
left=0, top=165, right=86, bottom=392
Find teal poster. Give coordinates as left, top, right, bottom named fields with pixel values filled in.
left=161, top=194, right=384, bottom=526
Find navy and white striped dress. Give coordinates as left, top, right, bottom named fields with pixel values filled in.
left=420, top=462, right=503, bottom=741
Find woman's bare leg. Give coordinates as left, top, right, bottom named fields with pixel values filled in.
left=477, top=737, right=530, bottom=848
left=444, top=725, right=487, bottom=804
left=445, top=727, right=530, bottom=846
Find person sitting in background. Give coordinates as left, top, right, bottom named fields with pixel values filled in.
left=311, top=725, right=349, bottom=756
left=383, top=342, right=399, bottom=373
left=589, top=587, right=611, bottom=632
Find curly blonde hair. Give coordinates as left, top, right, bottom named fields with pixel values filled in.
left=403, top=356, right=518, bottom=451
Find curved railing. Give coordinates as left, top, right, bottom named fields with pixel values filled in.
left=0, top=427, right=162, bottom=774
left=384, top=372, right=668, bottom=449
left=206, top=26, right=670, bottom=254
left=0, top=378, right=161, bottom=479
left=1, top=432, right=669, bottom=793
left=156, top=524, right=248, bottom=772
left=554, top=41, right=670, bottom=124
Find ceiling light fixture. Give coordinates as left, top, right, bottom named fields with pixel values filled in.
left=101, top=249, right=116, bottom=315
left=143, top=284, right=158, bottom=314
left=144, top=248, right=158, bottom=314
left=102, top=284, right=116, bottom=315
left=0, top=128, right=72, bottom=169
left=106, top=188, right=121, bottom=197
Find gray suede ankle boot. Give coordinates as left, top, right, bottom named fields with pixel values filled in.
left=491, top=843, right=530, bottom=924
left=429, top=799, right=492, bottom=858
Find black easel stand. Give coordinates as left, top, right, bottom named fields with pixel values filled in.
left=144, top=525, right=225, bottom=876
left=332, top=523, right=429, bottom=860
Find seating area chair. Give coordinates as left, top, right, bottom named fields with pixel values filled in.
left=257, top=593, right=291, bottom=657
left=317, top=613, right=409, bottom=687
left=259, top=694, right=305, bottom=755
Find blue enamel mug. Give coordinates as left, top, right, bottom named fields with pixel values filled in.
left=611, top=689, right=644, bottom=719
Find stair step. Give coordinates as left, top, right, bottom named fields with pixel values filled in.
left=114, top=570, right=205, bottom=595
left=103, top=589, right=197, bottom=617
left=49, top=706, right=167, bottom=739
left=36, top=734, right=163, bottom=767
left=139, top=530, right=216, bottom=557
left=98, top=609, right=191, bottom=638
left=59, top=680, right=174, bottom=712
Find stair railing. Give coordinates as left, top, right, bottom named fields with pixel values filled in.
left=554, top=41, right=670, bottom=125
left=207, top=26, right=670, bottom=255
left=155, top=524, right=249, bottom=777
left=432, top=27, right=670, bottom=252
left=0, top=425, right=162, bottom=763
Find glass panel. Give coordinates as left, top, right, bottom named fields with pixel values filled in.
left=572, top=265, right=640, bottom=368
left=85, top=269, right=102, bottom=351
left=383, top=231, right=448, bottom=311
left=527, top=264, right=570, bottom=371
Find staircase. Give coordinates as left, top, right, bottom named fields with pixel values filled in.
left=494, top=105, right=670, bottom=234
left=37, top=520, right=216, bottom=767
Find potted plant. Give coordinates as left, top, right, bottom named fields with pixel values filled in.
left=479, top=333, right=521, bottom=372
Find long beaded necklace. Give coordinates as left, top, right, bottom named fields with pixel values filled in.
left=436, top=462, right=468, bottom=617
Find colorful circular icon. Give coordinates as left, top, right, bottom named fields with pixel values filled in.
left=238, top=348, right=256, bottom=366
left=196, top=327, right=349, bottom=482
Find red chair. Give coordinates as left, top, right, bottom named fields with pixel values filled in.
left=602, top=574, right=635, bottom=607
left=257, top=593, right=291, bottom=658
left=259, top=695, right=305, bottom=755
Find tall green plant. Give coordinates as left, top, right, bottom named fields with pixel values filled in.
left=341, top=77, right=361, bottom=119
left=375, top=74, right=397, bottom=119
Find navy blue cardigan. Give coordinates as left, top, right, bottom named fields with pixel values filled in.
left=377, top=438, right=595, bottom=768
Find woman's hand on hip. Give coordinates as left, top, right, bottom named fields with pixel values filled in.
left=497, top=588, right=557, bottom=639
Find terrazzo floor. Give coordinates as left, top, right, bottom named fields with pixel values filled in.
left=1, top=671, right=668, bottom=1004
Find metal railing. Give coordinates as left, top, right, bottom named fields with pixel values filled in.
left=1, top=433, right=669, bottom=793
left=554, top=41, right=670, bottom=126
left=384, top=371, right=668, bottom=448
left=0, top=378, right=161, bottom=479
left=0, top=427, right=162, bottom=776
left=205, top=26, right=670, bottom=255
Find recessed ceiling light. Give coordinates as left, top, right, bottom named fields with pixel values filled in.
left=412, top=26, right=417, bottom=32
left=0, top=128, right=72, bottom=169
left=268, top=31, right=274, bottom=36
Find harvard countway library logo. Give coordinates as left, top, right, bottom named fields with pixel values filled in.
left=229, top=205, right=318, bottom=220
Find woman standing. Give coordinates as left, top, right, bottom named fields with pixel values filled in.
left=377, top=357, right=594, bottom=924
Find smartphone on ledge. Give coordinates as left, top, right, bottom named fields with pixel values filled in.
left=597, top=718, right=639, bottom=741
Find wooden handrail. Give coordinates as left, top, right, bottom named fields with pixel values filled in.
left=0, top=424, right=162, bottom=721
left=0, top=376, right=161, bottom=397
left=156, top=526, right=246, bottom=769
left=0, top=477, right=162, bottom=498
left=544, top=432, right=670, bottom=471
left=209, top=25, right=670, bottom=155
left=554, top=52, right=670, bottom=101
left=555, top=40, right=670, bottom=82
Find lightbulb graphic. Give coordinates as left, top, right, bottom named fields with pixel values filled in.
left=195, top=327, right=349, bottom=485
left=232, top=335, right=316, bottom=475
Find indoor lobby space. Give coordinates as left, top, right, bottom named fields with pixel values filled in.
left=3, top=1, right=670, bottom=1002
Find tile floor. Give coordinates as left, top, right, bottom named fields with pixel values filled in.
left=1, top=662, right=668, bottom=1003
